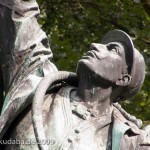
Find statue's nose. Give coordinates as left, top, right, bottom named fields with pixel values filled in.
left=90, top=43, right=106, bottom=52
left=90, top=43, right=109, bottom=59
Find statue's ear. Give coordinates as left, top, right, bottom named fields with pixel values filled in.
left=116, top=74, right=132, bottom=86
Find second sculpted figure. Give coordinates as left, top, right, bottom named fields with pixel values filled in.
left=0, top=1, right=149, bottom=150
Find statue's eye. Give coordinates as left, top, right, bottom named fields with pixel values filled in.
left=111, top=47, right=119, bottom=53
left=107, top=44, right=120, bottom=54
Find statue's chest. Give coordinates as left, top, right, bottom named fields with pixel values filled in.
left=46, top=94, right=112, bottom=150
left=61, top=116, right=111, bottom=150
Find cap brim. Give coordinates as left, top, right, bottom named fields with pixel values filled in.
left=101, top=29, right=134, bottom=74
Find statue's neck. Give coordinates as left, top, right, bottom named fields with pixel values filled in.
left=75, top=72, right=113, bottom=116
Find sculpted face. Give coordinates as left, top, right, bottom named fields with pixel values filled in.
left=77, top=42, right=129, bottom=85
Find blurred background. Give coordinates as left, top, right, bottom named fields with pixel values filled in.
left=37, top=0, right=150, bottom=126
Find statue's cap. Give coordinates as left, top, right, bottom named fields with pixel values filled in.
left=101, top=29, right=145, bottom=100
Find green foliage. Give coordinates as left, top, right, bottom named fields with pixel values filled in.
left=37, top=0, right=150, bottom=125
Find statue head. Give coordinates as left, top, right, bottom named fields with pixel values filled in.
left=101, top=30, right=145, bottom=101
left=77, top=30, right=145, bottom=101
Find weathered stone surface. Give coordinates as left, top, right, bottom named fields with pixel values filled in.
left=0, top=1, right=149, bottom=150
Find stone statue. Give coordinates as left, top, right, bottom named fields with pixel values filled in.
left=0, top=1, right=149, bottom=150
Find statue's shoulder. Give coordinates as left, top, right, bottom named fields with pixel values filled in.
left=113, top=105, right=141, bottom=133
left=45, top=85, right=76, bottom=108
left=113, top=103, right=142, bottom=128
left=112, top=104, right=150, bottom=149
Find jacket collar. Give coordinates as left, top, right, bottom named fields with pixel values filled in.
left=113, top=106, right=140, bottom=135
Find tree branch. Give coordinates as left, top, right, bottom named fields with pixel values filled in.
left=98, top=16, right=150, bottom=46
left=141, top=0, right=150, bottom=17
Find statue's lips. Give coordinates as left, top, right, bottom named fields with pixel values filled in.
left=82, top=50, right=104, bottom=60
